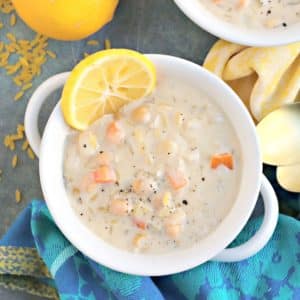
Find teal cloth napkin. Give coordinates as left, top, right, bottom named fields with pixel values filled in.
left=1, top=200, right=300, bottom=299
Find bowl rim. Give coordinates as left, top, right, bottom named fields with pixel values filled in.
left=39, top=54, right=262, bottom=276
left=174, top=0, right=300, bottom=47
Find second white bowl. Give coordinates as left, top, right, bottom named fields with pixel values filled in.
left=174, top=0, right=300, bottom=47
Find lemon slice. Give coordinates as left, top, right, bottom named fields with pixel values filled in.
left=61, top=49, right=156, bottom=130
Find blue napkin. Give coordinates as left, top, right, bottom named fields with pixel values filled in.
left=0, top=200, right=300, bottom=300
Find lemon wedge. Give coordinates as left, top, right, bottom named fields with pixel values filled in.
left=61, top=49, right=156, bottom=130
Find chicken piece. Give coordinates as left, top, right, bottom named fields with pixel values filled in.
left=164, top=209, right=186, bottom=239
left=131, top=105, right=151, bottom=124
left=166, top=169, right=188, bottom=190
left=109, top=199, right=130, bottom=216
left=106, top=121, right=125, bottom=144
left=78, top=131, right=98, bottom=157
left=132, top=233, right=148, bottom=251
left=132, top=174, right=158, bottom=195
left=96, top=151, right=113, bottom=166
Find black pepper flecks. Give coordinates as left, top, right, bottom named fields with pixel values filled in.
left=182, top=200, right=188, bottom=205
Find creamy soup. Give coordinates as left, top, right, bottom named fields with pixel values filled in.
left=63, top=78, right=241, bottom=254
left=200, top=0, right=300, bottom=29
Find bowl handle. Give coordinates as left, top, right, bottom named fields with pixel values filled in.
left=24, top=72, right=70, bottom=158
left=213, top=174, right=278, bottom=262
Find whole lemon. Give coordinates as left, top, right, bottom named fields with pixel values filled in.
left=12, top=0, right=119, bottom=41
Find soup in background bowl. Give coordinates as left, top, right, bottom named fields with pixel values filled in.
left=201, top=0, right=300, bottom=30
left=174, top=0, right=300, bottom=46
left=24, top=54, right=278, bottom=275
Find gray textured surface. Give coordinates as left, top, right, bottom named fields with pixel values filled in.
left=0, top=0, right=299, bottom=299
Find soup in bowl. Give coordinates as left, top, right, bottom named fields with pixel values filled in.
left=174, top=0, right=300, bottom=46
left=25, top=54, right=278, bottom=275
left=63, top=74, right=242, bottom=253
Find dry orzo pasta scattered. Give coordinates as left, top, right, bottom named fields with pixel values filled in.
left=87, top=40, right=99, bottom=46
left=0, top=0, right=56, bottom=101
left=11, top=154, right=18, bottom=168
left=9, top=13, right=16, bottom=26
left=3, top=124, right=35, bottom=161
left=104, top=38, right=111, bottom=49
left=15, top=189, right=21, bottom=203
left=0, top=0, right=48, bottom=204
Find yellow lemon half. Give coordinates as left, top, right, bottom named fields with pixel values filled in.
left=12, top=0, right=119, bottom=41
left=61, top=49, right=157, bottom=130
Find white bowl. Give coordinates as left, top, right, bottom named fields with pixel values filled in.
left=25, top=54, right=278, bottom=276
left=174, top=0, right=300, bottom=47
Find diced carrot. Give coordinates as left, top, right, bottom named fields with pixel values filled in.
left=132, top=179, right=143, bottom=194
left=93, top=166, right=117, bottom=183
left=133, top=218, right=147, bottom=230
left=106, top=121, right=125, bottom=144
left=211, top=153, right=234, bottom=170
left=167, top=170, right=188, bottom=190
left=236, top=0, right=249, bottom=9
